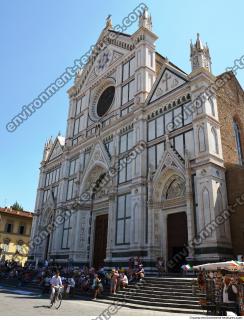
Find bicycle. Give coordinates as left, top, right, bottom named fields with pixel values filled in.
left=50, top=286, right=63, bottom=309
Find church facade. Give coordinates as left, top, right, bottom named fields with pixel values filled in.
left=29, top=9, right=244, bottom=271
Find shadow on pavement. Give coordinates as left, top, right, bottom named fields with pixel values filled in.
left=33, top=305, right=50, bottom=309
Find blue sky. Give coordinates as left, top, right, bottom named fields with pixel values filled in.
left=0, top=0, right=243, bottom=211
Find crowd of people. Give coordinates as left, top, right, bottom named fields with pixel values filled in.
left=0, top=257, right=145, bottom=300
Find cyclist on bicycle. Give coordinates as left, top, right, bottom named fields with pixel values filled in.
left=49, top=269, right=63, bottom=307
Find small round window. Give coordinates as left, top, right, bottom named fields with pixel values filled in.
left=97, top=86, right=115, bottom=117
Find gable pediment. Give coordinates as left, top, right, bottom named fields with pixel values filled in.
left=80, top=139, right=111, bottom=183
left=47, top=137, right=64, bottom=162
left=148, top=67, right=188, bottom=104
left=77, top=28, right=133, bottom=89
left=85, top=48, right=124, bottom=85
left=43, top=189, right=55, bottom=212
left=153, top=140, right=185, bottom=185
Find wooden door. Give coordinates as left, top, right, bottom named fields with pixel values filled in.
left=167, top=212, right=188, bottom=272
left=93, top=214, right=108, bottom=268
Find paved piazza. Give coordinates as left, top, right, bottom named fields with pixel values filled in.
left=0, top=285, right=199, bottom=316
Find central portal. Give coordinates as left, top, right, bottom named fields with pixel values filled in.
left=167, top=212, right=188, bottom=272
left=93, top=214, right=108, bottom=268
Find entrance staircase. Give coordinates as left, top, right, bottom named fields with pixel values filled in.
left=97, top=276, right=205, bottom=314
left=0, top=276, right=205, bottom=315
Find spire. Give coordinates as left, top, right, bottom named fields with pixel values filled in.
left=43, top=136, right=53, bottom=161
left=105, top=14, right=112, bottom=29
left=195, top=33, right=204, bottom=50
left=139, top=7, right=152, bottom=31
left=190, top=33, right=212, bottom=72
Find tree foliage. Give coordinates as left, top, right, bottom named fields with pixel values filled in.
left=11, top=201, right=24, bottom=211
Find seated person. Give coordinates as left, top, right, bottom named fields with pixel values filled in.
left=66, top=275, right=76, bottom=297
left=120, top=273, right=128, bottom=288
left=42, top=273, right=51, bottom=294
left=135, top=265, right=145, bottom=281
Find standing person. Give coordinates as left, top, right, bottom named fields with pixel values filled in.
left=215, top=270, right=224, bottom=314
left=156, top=257, right=164, bottom=277
left=110, top=268, right=119, bottom=294
left=92, top=274, right=103, bottom=300
left=98, top=265, right=106, bottom=286
left=49, top=270, right=63, bottom=307
left=198, top=270, right=206, bottom=292
left=205, top=272, right=216, bottom=314
left=128, top=257, right=134, bottom=270
left=222, top=276, right=240, bottom=315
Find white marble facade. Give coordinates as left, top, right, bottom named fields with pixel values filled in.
left=30, top=10, right=232, bottom=271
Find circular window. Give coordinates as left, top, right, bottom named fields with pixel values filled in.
left=96, top=86, right=115, bottom=117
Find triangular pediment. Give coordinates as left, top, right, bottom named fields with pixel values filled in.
left=47, top=136, right=65, bottom=162
left=44, top=189, right=55, bottom=211
left=153, top=141, right=185, bottom=185
left=148, top=66, right=188, bottom=104
left=85, top=48, right=124, bottom=85
left=80, top=139, right=111, bottom=191
left=77, top=28, right=133, bottom=88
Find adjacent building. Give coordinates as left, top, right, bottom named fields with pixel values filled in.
left=29, top=9, right=244, bottom=271
left=0, top=207, right=33, bottom=266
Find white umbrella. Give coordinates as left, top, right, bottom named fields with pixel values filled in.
left=193, top=260, right=244, bottom=272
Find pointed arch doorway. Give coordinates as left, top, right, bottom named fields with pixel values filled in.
left=81, top=164, right=110, bottom=268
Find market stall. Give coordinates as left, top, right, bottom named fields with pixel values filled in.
left=192, top=261, right=244, bottom=316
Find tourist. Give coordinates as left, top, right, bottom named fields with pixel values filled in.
left=110, top=268, right=119, bottom=294
left=222, top=276, right=240, bottom=315
left=128, top=257, right=134, bottom=270
left=134, top=256, right=141, bottom=269
left=215, top=270, right=224, bottom=309
left=197, top=270, right=206, bottom=292
left=135, top=264, right=145, bottom=282
left=42, top=272, right=51, bottom=294
left=120, top=272, right=128, bottom=289
left=66, top=274, right=76, bottom=297
left=92, top=274, right=103, bottom=300
left=80, top=274, right=90, bottom=292
left=127, top=264, right=134, bottom=283
left=156, top=257, right=164, bottom=276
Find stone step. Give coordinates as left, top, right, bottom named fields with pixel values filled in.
left=130, top=287, right=196, bottom=295
left=146, top=276, right=196, bottom=281
left=116, top=287, right=199, bottom=296
left=144, top=278, right=194, bottom=283
left=145, top=282, right=194, bottom=287
left=147, top=274, right=196, bottom=278
left=144, top=282, right=192, bottom=289
left=131, top=286, right=194, bottom=293
left=95, top=298, right=205, bottom=315
left=115, top=290, right=202, bottom=300
left=145, top=279, right=195, bottom=285
left=112, top=293, right=200, bottom=305
left=99, top=295, right=202, bottom=310
left=0, top=280, right=205, bottom=315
